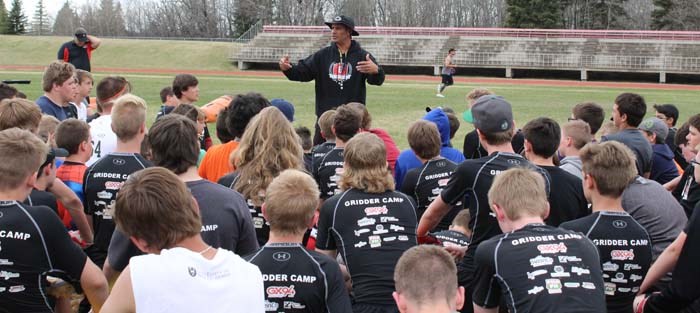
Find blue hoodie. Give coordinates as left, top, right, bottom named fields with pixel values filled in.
left=651, top=143, right=679, bottom=185
left=394, top=108, right=465, bottom=189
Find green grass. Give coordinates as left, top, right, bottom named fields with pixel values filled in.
left=0, top=35, right=240, bottom=71
left=3, top=70, right=699, bottom=150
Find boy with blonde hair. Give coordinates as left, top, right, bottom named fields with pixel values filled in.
left=559, top=120, right=593, bottom=180
left=246, top=169, right=352, bottom=312
left=472, top=168, right=605, bottom=313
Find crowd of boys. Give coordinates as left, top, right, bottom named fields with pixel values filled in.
left=1, top=18, right=700, bottom=313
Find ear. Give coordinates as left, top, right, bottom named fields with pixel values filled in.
left=455, top=286, right=466, bottom=310
left=584, top=173, right=596, bottom=191
left=492, top=203, right=506, bottom=221
left=331, top=125, right=337, bottom=136
left=392, top=291, right=408, bottom=313
left=191, top=196, right=201, bottom=217
left=140, top=122, right=147, bottom=135
left=542, top=201, right=550, bottom=220
left=261, top=203, right=268, bottom=221
left=566, top=136, right=574, bottom=148
left=26, top=172, right=38, bottom=189
left=524, top=139, right=532, bottom=152
left=43, top=163, right=53, bottom=177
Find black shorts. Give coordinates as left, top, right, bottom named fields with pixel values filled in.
left=441, top=74, right=454, bottom=86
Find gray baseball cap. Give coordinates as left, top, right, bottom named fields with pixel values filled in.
left=471, top=95, right=513, bottom=133
left=639, top=117, right=668, bottom=141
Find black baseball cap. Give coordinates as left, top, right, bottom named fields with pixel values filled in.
left=75, top=27, right=88, bottom=42
left=325, top=15, right=359, bottom=36
left=41, top=147, right=69, bottom=170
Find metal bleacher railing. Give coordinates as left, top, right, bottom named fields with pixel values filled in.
left=233, top=25, right=700, bottom=74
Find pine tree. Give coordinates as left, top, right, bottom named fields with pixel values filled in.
left=53, top=1, right=79, bottom=36
left=506, top=0, right=563, bottom=29
left=31, top=0, right=51, bottom=35
left=0, top=0, right=8, bottom=34
left=6, top=0, right=27, bottom=34
left=651, top=0, right=673, bottom=30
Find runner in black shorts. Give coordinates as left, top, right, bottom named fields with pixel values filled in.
left=400, top=120, right=461, bottom=231
left=473, top=168, right=606, bottom=313
left=394, top=245, right=465, bottom=313
left=561, top=142, right=652, bottom=313
left=246, top=169, right=352, bottom=313
left=417, top=95, right=550, bottom=313
left=0, top=128, right=108, bottom=312
left=313, top=105, right=360, bottom=200
left=316, top=133, right=417, bottom=313
left=436, top=49, right=456, bottom=98
left=83, top=95, right=151, bottom=271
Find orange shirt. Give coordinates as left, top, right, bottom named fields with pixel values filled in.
left=198, top=141, right=239, bottom=183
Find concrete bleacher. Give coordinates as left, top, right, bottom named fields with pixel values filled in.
left=233, top=26, right=700, bottom=82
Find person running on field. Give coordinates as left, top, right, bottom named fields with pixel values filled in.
left=436, top=49, right=456, bottom=98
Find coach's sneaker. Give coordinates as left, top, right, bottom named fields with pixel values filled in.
left=436, top=93, right=445, bottom=98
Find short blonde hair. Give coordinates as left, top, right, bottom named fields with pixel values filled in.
left=580, top=141, right=637, bottom=197
left=38, top=115, right=60, bottom=146
left=42, top=61, right=75, bottom=92
left=114, top=167, right=201, bottom=251
left=0, top=98, right=42, bottom=133
left=394, top=245, right=458, bottom=307
left=599, top=121, right=618, bottom=137
left=340, top=132, right=394, bottom=193
left=562, top=120, right=592, bottom=150
left=318, top=110, right=337, bottom=140
left=264, top=169, right=320, bottom=236
left=0, top=128, right=48, bottom=190
left=111, top=94, right=147, bottom=141
left=488, top=168, right=548, bottom=220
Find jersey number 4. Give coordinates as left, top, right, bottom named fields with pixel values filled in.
left=92, top=141, right=102, bottom=158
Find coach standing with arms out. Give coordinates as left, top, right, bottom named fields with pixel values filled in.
left=279, top=15, right=385, bottom=145
left=58, top=27, right=101, bottom=72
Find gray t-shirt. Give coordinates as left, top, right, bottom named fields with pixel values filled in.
left=559, top=156, right=583, bottom=180
left=622, top=176, right=687, bottom=261
left=106, top=179, right=259, bottom=271
left=602, top=129, right=653, bottom=176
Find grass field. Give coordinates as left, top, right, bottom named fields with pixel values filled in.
left=3, top=70, right=699, bottom=150
left=1, top=35, right=699, bottom=149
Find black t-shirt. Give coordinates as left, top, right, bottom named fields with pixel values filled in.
left=219, top=172, right=269, bottom=246
left=541, top=166, right=589, bottom=226
left=24, top=189, right=58, bottom=216
left=107, top=179, right=261, bottom=272
left=311, top=142, right=336, bottom=169
left=400, top=158, right=462, bottom=231
left=462, top=129, right=525, bottom=159
left=313, top=148, right=345, bottom=200
left=673, top=165, right=700, bottom=217
left=0, top=201, right=87, bottom=312
left=441, top=152, right=550, bottom=248
left=58, top=41, right=92, bottom=72
left=434, top=229, right=470, bottom=248
left=316, top=189, right=417, bottom=305
left=245, top=243, right=353, bottom=313
left=83, top=153, right=151, bottom=254
left=473, top=223, right=606, bottom=313
left=561, top=211, right=652, bottom=313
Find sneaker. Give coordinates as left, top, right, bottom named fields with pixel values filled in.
left=436, top=94, right=445, bottom=98
left=437, top=85, right=441, bottom=93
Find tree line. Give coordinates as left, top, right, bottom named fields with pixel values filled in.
left=0, top=0, right=698, bottom=39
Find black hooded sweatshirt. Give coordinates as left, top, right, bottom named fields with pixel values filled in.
left=283, top=40, right=385, bottom=116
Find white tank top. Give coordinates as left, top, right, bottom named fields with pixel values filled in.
left=130, top=247, right=265, bottom=313
left=87, top=115, right=117, bottom=166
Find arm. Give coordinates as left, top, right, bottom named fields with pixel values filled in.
left=49, top=179, right=93, bottom=244
left=80, top=258, right=110, bottom=313
left=103, top=259, right=121, bottom=288
left=639, top=232, right=687, bottom=294
left=282, top=53, right=317, bottom=82
left=101, top=266, right=135, bottom=313
left=87, top=35, right=102, bottom=49
left=317, top=248, right=337, bottom=259
left=417, top=195, right=451, bottom=237
left=664, top=175, right=681, bottom=191
left=57, top=43, right=69, bottom=62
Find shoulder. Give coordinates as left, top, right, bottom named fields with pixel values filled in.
left=560, top=215, right=596, bottom=232
left=218, top=172, right=239, bottom=188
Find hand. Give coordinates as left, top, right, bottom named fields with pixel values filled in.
left=279, top=55, right=292, bottom=71
left=444, top=244, right=467, bottom=260
left=633, top=294, right=648, bottom=313
left=356, top=54, right=378, bottom=74
left=417, top=233, right=441, bottom=245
